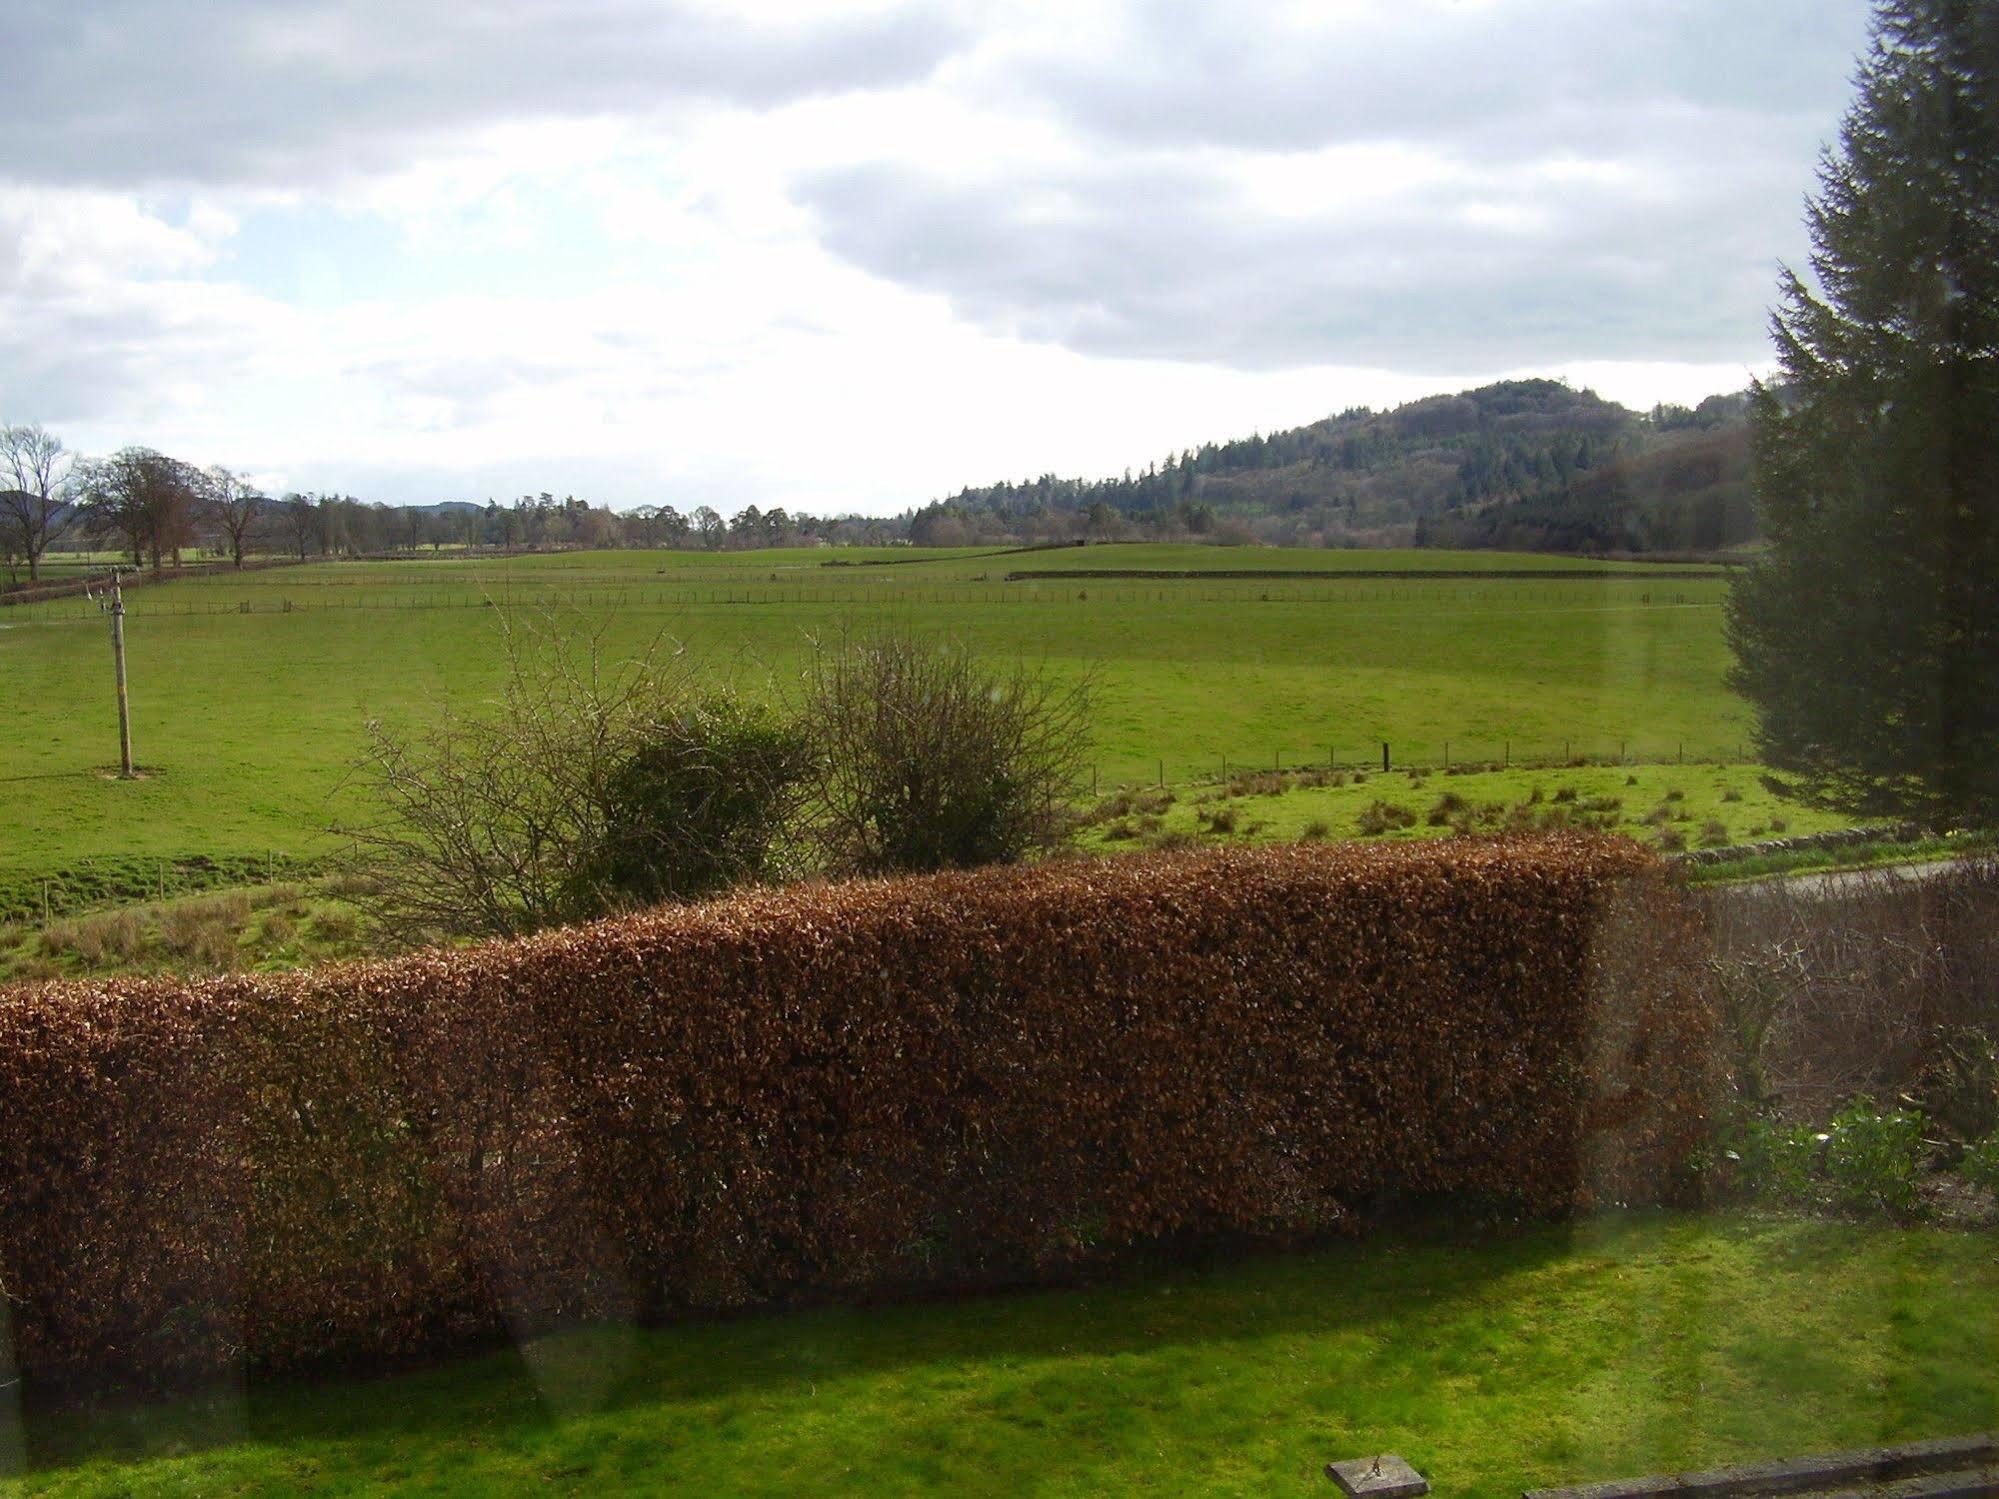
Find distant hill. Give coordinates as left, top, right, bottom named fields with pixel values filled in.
left=914, top=378, right=1755, bottom=555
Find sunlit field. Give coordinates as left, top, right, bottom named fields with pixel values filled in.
left=1, top=544, right=1749, bottom=874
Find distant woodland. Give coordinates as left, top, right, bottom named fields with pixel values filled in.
left=6, top=379, right=1756, bottom=586
left=912, top=379, right=1755, bottom=555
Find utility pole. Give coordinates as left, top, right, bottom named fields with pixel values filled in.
left=90, top=569, right=135, bottom=777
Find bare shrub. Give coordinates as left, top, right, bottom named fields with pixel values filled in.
left=343, top=614, right=802, bottom=939
left=1702, top=858, right=1999, bottom=1124
left=801, top=628, right=1091, bottom=875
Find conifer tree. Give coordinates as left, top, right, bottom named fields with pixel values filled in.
left=1726, top=0, right=1998, bottom=826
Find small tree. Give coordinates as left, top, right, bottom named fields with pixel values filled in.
left=344, top=615, right=807, bottom=940
left=802, top=629, right=1091, bottom=875
left=1725, top=0, right=1999, bottom=827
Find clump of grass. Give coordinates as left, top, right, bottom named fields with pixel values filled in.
left=1299, top=819, right=1331, bottom=841
left=1356, top=800, right=1418, bottom=836
left=1426, top=792, right=1469, bottom=827
left=1656, top=826, right=1688, bottom=852
left=1526, top=785, right=1544, bottom=805
left=1625, top=774, right=1639, bottom=787
left=1552, top=787, right=1577, bottom=804
left=1101, top=818, right=1140, bottom=842
left=1644, top=803, right=1674, bottom=826
left=1199, top=806, right=1239, bottom=834
left=1578, top=795, right=1622, bottom=815
left=42, top=910, right=144, bottom=967
left=1771, top=816, right=1789, bottom=833
left=1143, top=829, right=1200, bottom=852
left=260, top=912, right=297, bottom=950
left=311, top=906, right=361, bottom=943
left=1699, top=819, right=1731, bottom=848
left=249, top=882, right=305, bottom=911
left=1720, top=786, right=1743, bottom=803
left=1665, top=788, right=1686, bottom=803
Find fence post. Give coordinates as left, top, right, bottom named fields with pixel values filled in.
left=1504, top=740, right=1510, bottom=768
left=1382, top=742, right=1390, bottom=772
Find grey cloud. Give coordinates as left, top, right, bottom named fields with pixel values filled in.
left=794, top=0, right=1875, bottom=372
left=797, top=139, right=1805, bottom=372
left=1, top=0, right=965, bottom=190
left=994, top=0, right=1869, bottom=159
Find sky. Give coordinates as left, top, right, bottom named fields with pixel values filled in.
left=0, top=0, right=1874, bottom=515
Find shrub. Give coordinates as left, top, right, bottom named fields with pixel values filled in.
left=1822, top=1097, right=1925, bottom=1216
left=1726, top=1114, right=1820, bottom=1204
left=575, top=696, right=812, bottom=908
left=343, top=613, right=710, bottom=939
left=1356, top=800, right=1418, bottom=835
left=0, top=836, right=1710, bottom=1393
left=1426, top=792, right=1468, bottom=827
left=802, top=629, right=1091, bottom=875
left=1961, top=1133, right=1999, bottom=1195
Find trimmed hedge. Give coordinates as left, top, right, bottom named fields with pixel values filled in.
left=0, top=836, right=1713, bottom=1393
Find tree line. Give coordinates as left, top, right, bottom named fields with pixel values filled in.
left=0, top=432, right=913, bottom=587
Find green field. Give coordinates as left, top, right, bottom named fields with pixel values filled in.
left=0, top=545, right=1756, bottom=876
left=8, top=1212, right=1995, bottom=1497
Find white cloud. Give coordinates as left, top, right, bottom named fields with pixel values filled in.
left=0, top=0, right=1874, bottom=510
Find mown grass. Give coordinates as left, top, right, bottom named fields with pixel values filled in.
left=0, top=545, right=1752, bottom=875
left=6, top=1212, right=1994, bottom=1497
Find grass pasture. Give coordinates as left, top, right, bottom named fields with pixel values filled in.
left=0, top=544, right=1761, bottom=881
left=7, top=1212, right=1994, bottom=1497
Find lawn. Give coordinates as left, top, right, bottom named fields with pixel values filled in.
left=7, top=1213, right=1994, bottom=1497
left=0, top=544, right=1756, bottom=876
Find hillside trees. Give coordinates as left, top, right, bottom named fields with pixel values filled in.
left=0, top=423, right=75, bottom=583
left=1726, top=0, right=1999, bottom=826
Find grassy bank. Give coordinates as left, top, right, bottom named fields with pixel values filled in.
left=7, top=1212, right=1994, bottom=1497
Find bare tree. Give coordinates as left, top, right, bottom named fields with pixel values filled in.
left=801, top=628, right=1092, bottom=875
left=77, top=447, right=200, bottom=573
left=0, top=423, right=76, bottom=583
left=279, top=493, right=317, bottom=560
left=202, top=465, right=266, bottom=568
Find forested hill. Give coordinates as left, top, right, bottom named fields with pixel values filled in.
left=913, top=379, right=1755, bottom=555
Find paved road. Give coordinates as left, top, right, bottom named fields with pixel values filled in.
left=1728, top=856, right=1974, bottom=899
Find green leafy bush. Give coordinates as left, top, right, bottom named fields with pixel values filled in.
left=579, top=697, right=812, bottom=907
left=1960, top=1133, right=1999, bottom=1195
left=1822, top=1098, right=1925, bottom=1216
left=1726, top=1115, right=1820, bottom=1204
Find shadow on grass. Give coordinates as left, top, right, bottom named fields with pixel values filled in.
left=14, top=1210, right=1608, bottom=1473
left=21, top=1207, right=1983, bottom=1485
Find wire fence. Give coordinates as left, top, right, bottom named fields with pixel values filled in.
left=7, top=580, right=1727, bottom=623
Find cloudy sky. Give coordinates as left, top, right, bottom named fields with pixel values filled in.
left=2, top=0, right=1871, bottom=514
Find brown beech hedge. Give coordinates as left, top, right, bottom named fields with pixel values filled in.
left=0, top=835, right=1714, bottom=1392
